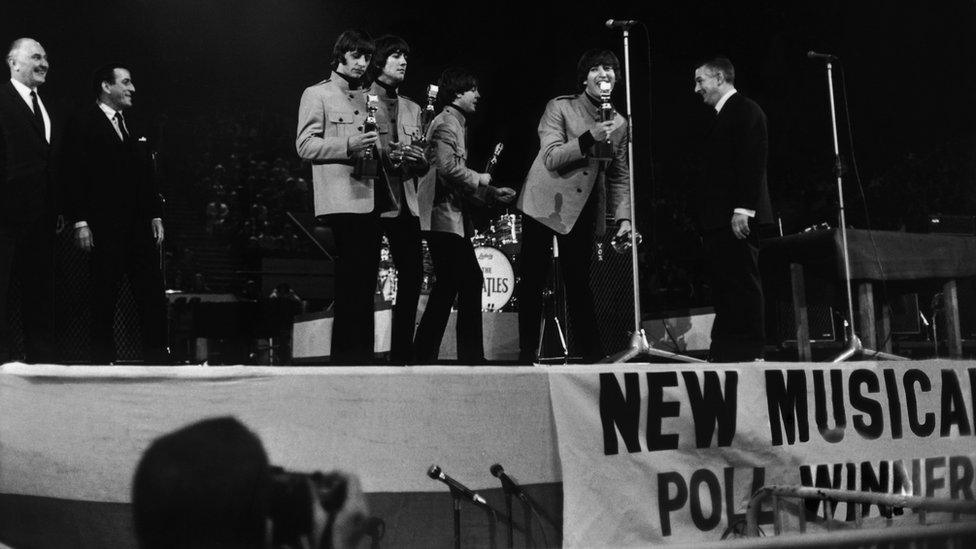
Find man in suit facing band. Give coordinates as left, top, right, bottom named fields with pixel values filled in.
left=0, top=38, right=58, bottom=363
left=297, top=29, right=388, bottom=364
left=366, top=35, right=429, bottom=364
left=693, top=56, right=772, bottom=362
left=63, top=64, right=167, bottom=363
left=515, top=49, right=632, bottom=364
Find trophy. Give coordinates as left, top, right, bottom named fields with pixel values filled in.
left=591, top=80, right=615, bottom=160
left=413, top=84, right=438, bottom=149
left=484, top=142, right=504, bottom=175
left=611, top=228, right=642, bottom=253
left=353, top=94, right=380, bottom=180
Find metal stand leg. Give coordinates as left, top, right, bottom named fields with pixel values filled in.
left=537, top=235, right=569, bottom=362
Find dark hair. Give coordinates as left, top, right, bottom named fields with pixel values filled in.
left=368, top=34, right=410, bottom=80
left=697, top=56, right=735, bottom=84
left=132, top=417, right=270, bottom=549
left=436, top=67, right=478, bottom=107
left=92, top=63, right=128, bottom=99
left=331, top=29, right=374, bottom=71
left=576, top=49, right=620, bottom=88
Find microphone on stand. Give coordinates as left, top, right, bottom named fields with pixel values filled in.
left=807, top=50, right=839, bottom=61
left=605, top=19, right=638, bottom=29
left=427, top=465, right=488, bottom=506
left=490, top=463, right=529, bottom=503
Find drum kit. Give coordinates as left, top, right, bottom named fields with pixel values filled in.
left=377, top=213, right=524, bottom=312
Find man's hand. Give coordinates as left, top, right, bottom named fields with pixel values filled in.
left=399, top=143, right=427, bottom=167
left=75, top=226, right=94, bottom=251
left=492, top=186, right=517, bottom=204
left=731, top=212, right=751, bottom=240
left=347, top=131, right=379, bottom=154
left=477, top=173, right=492, bottom=186
left=616, top=219, right=632, bottom=238
left=589, top=120, right=617, bottom=142
left=152, top=218, right=165, bottom=245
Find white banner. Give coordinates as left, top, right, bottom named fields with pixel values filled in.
left=548, top=361, right=976, bottom=546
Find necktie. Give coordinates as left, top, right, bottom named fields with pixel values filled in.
left=114, top=112, right=130, bottom=142
left=29, top=91, right=45, bottom=134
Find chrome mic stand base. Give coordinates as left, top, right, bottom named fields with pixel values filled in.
left=830, top=331, right=908, bottom=363
left=600, top=329, right=705, bottom=364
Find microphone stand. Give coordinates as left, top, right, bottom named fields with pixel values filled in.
left=503, top=488, right=514, bottom=549
left=450, top=487, right=463, bottom=549
left=814, top=58, right=905, bottom=362
left=601, top=23, right=703, bottom=364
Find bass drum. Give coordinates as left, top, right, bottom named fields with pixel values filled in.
left=475, top=246, right=515, bottom=312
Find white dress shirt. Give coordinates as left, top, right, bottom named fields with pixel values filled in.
left=10, top=78, right=51, bottom=143
left=713, top=87, right=755, bottom=218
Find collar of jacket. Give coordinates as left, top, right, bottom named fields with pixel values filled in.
left=332, top=70, right=362, bottom=91
left=444, top=104, right=467, bottom=125
left=372, top=79, right=398, bottom=98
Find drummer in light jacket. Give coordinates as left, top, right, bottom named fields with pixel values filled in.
left=414, top=67, right=515, bottom=363
left=515, top=49, right=633, bottom=363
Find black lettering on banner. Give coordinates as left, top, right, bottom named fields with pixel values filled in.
left=765, top=370, right=809, bottom=446
left=850, top=370, right=883, bottom=439
left=925, top=457, right=947, bottom=498
left=689, top=469, right=722, bottom=531
left=860, top=461, right=890, bottom=517
left=657, top=472, right=687, bottom=537
left=891, top=460, right=912, bottom=515
left=799, top=464, right=844, bottom=517
left=970, top=369, right=976, bottom=432
left=724, top=467, right=772, bottom=528
left=883, top=369, right=903, bottom=439
left=647, top=372, right=680, bottom=451
left=949, top=456, right=975, bottom=502
left=940, top=370, right=973, bottom=437
left=844, top=462, right=858, bottom=521
left=904, top=369, right=935, bottom=437
left=681, top=371, right=738, bottom=448
left=600, top=372, right=642, bottom=455
left=813, top=369, right=847, bottom=442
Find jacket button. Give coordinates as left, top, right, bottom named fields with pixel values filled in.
left=354, top=110, right=360, bottom=115
left=348, top=94, right=354, bottom=99
left=357, top=126, right=363, bottom=131
left=583, top=171, right=589, bottom=175
left=576, top=188, right=583, bottom=193
left=338, top=118, right=344, bottom=122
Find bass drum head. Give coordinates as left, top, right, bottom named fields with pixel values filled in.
left=475, top=246, right=514, bottom=312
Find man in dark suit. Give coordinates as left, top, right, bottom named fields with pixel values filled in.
left=63, top=63, right=167, bottom=363
left=0, top=38, right=58, bottom=363
left=693, top=56, right=772, bottom=362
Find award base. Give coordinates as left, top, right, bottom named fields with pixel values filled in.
left=591, top=141, right=613, bottom=161
left=353, top=157, right=379, bottom=181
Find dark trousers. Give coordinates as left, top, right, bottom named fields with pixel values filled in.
left=517, top=205, right=603, bottom=362
left=381, top=212, right=422, bottom=363
left=702, top=227, right=765, bottom=361
left=0, top=217, right=55, bottom=362
left=414, top=231, right=484, bottom=363
left=327, top=212, right=383, bottom=364
left=90, top=219, right=168, bottom=363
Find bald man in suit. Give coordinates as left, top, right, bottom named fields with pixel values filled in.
left=0, top=38, right=59, bottom=363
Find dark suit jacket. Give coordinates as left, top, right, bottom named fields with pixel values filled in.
left=697, top=91, right=773, bottom=231
left=0, top=80, right=59, bottom=224
left=62, top=103, right=162, bottom=231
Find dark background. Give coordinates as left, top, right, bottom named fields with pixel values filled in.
left=4, top=0, right=976, bottom=311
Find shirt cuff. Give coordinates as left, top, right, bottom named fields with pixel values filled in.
left=152, top=217, right=162, bottom=223
left=734, top=208, right=756, bottom=217
left=74, top=221, right=88, bottom=229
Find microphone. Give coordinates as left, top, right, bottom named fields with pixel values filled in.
left=427, top=465, right=488, bottom=506
left=605, top=19, right=638, bottom=29
left=490, top=463, right=529, bottom=503
left=807, top=50, right=839, bottom=61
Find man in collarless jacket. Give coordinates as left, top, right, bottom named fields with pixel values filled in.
left=515, top=49, right=632, bottom=363
left=693, top=56, right=772, bottom=362
left=63, top=64, right=167, bottom=363
left=297, top=29, right=392, bottom=364
left=366, top=35, right=429, bottom=364
left=0, top=38, right=59, bottom=363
